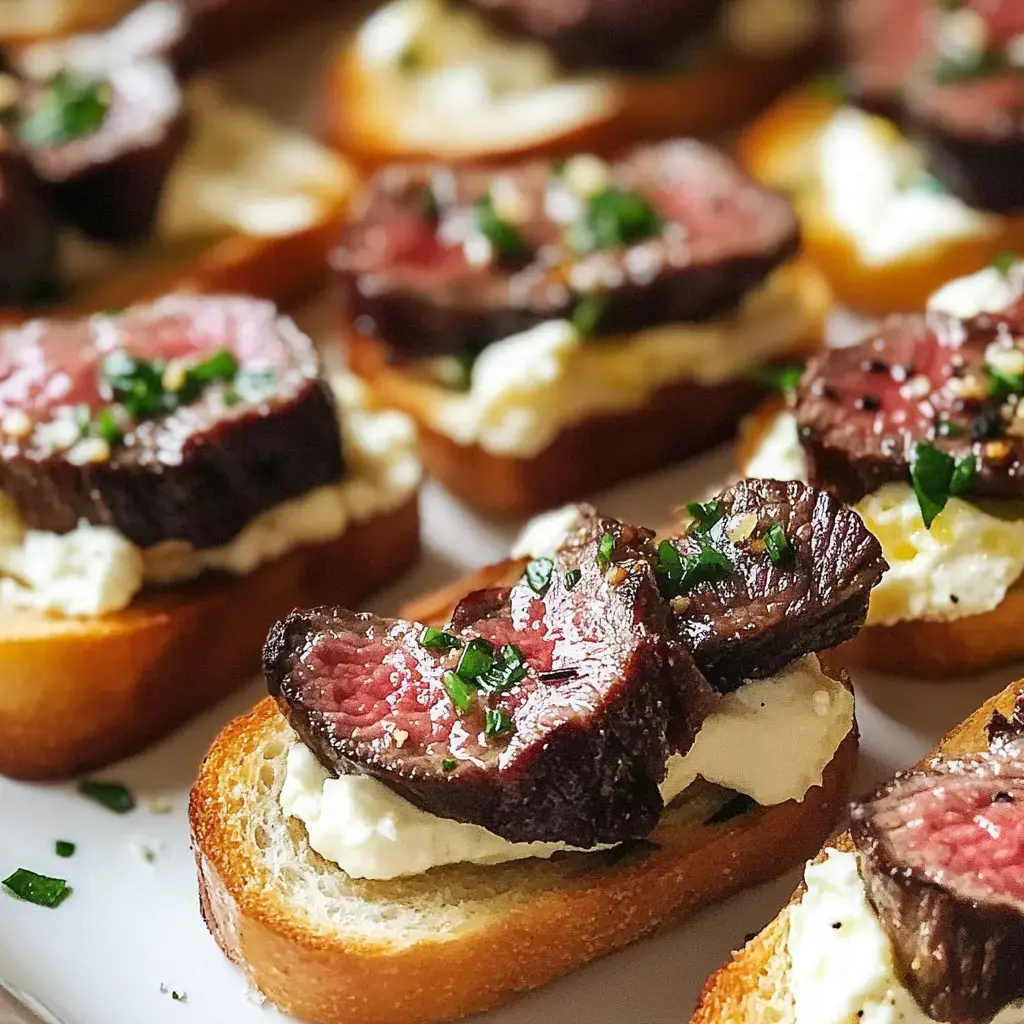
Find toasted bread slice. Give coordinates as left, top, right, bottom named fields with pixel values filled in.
left=325, top=0, right=822, bottom=165
left=0, top=498, right=419, bottom=781
left=690, top=679, right=1024, bottom=1024
left=737, top=397, right=1024, bottom=679
left=191, top=665, right=856, bottom=1024
left=347, top=261, right=830, bottom=516
left=738, top=87, right=1024, bottom=314
left=0, top=82, right=356, bottom=328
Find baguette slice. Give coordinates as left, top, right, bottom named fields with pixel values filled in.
left=191, top=612, right=857, bottom=1024
left=0, top=497, right=419, bottom=781
left=0, top=82, right=356, bottom=328
left=737, top=397, right=1024, bottom=679
left=348, top=261, right=829, bottom=516
left=691, top=679, right=1024, bottom=1024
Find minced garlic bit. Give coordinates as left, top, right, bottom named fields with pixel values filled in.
left=726, top=512, right=758, bottom=544
left=67, top=437, right=111, bottom=465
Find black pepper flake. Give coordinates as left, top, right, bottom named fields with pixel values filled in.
left=950, top=594, right=960, bottom=604
left=854, top=394, right=881, bottom=412
left=538, top=668, right=578, bottom=683
left=832, top=922, right=843, bottom=929
left=862, top=359, right=889, bottom=374
left=971, top=405, right=1005, bottom=441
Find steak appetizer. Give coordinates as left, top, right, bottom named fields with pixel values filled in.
left=738, top=259, right=1024, bottom=678
left=0, top=294, right=421, bottom=780
left=337, top=140, right=826, bottom=512
left=691, top=683, right=1024, bottom=1024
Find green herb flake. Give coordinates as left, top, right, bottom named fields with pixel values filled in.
left=911, top=441, right=977, bottom=529
left=456, top=638, right=494, bottom=681
left=763, top=523, right=792, bottom=564
left=596, top=532, right=616, bottom=568
left=564, top=567, right=582, bottom=590
left=419, top=626, right=463, bottom=651
left=171, top=991, right=187, bottom=1003
left=474, top=194, right=530, bottom=263
left=478, top=644, right=528, bottom=694
left=2, top=868, right=71, bottom=908
left=93, top=406, right=123, bottom=447
left=751, top=362, right=805, bottom=394
left=986, top=362, right=1024, bottom=400
left=932, top=47, right=1003, bottom=86
left=524, top=557, right=555, bottom=595
left=810, top=72, right=846, bottom=103
left=571, top=294, right=608, bottom=337
left=20, top=72, right=110, bottom=147
left=568, top=187, right=663, bottom=254
left=994, top=251, right=1019, bottom=277
left=77, top=779, right=135, bottom=814
left=484, top=708, right=512, bottom=737
left=441, top=757, right=457, bottom=772
left=656, top=537, right=732, bottom=597
left=55, top=840, right=75, bottom=858
left=436, top=350, right=477, bottom=391
left=442, top=670, right=474, bottom=713
left=686, top=499, right=724, bottom=533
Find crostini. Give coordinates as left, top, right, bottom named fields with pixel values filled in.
left=692, top=678, right=1024, bottom=1024
left=0, top=294, right=421, bottom=780
left=738, top=260, right=1024, bottom=678
left=326, top=0, right=829, bottom=165
left=738, top=1, right=1024, bottom=313
left=335, top=140, right=830, bottom=514
left=0, top=37, right=355, bottom=323
left=191, top=477, right=886, bottom=1024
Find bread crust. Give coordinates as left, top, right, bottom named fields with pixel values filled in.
left=738, top=397, right=1024, bottom=679
left=346, top=262, right=828, bottom=515
left=0, top=498, right=419, bottom=781
left=690, top=679, right=1024, bottom=1024
left=737, top=88, right=1024, bottom=314
left=326, top=30, right=821, bottom=166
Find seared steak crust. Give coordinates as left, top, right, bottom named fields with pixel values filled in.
left=851, top=743, right=1024, bottom=1023
left=0, top=144, right=59, bottom=306
left=0, top=295, right=343, bottom=549
left=670, top=478, right=886, bottom=690
left=266, top=514, right=714, bottom=848
left=335, top=140, right=799, bottom=359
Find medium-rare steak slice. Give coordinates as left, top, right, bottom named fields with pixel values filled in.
left=797, top=277, right=1024, bottom=504
left=461, top=0, right=724, bottom=69
left=334, top=140, right=800, bottom=359
left=0, top=295, right=343, bottom=550
left=850, top=741, right=1024, bottom=1023
left=266, top=514, right=714, bottom=848
left=668, top=478, right=886, bottom=690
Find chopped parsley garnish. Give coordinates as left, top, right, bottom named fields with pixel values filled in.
left=457, top=638, right=494, bottom=681
left=932, top=47, right=1003, bottom=86
left=993, top=251, right=1018, bottom=277
left=751, top=362, right=805, bottom=394
left=524, top=557, right=555, bottom=595
left=102, top=351, right=171, bottom=420
left=478, top=644, right=527, bottom=694
left=484, top=708, right=512, bottom=736
left=442, top=670, right=474, bottom=713
left=986, top=362, right=1024, bottom=400
left=910, top=441, right=977, bottom=529
left=92, top=406, right=123, bottom=447
left=571, top=294, right=608, bottom=337
left=763, top=523, right=792, bottom=564
left=441, top=757, right=457, bottom=772
left=77, top=779, right=135, bottom=814
left=20, top=72, right=110, bottom=147
left=419, top=626, right=463, bottom=651
left=55, top=841, right=75, bottom=858
left=474, top=194, right=529, bottom=263
left=686, top=499, right=724, bottom=533
left=656, top=538, right=733, bottom=599
left=596, top=532, right=616, bottom=568
left=568, top=187, right=662, bottom=254
left=2, top=868, right=71, bottom=908
left=564, top=567, right=582, bottom=590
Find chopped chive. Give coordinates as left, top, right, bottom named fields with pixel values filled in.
left=950, top=451, right=976, bottom=496
left=2, top=868, right=70, bottom=908
left=596, top=532, right=616, bottom=567
left=985, top=362, right=1024, bottom=400
left=567, top=186, right=662, bottom=254
left=750, top=362, right=805, bottom=394
left=910, top=441, right=976, bottom=528
left=93, top=406, right=123, bottom=447
left=419, top=626, right=463, bottom=651
left=484, top=708, right=512, bottom=737
left=686, top=499, right=724, bottom=533
left=77, top=779, right=135, bottom=814
left=55, top=840, right=75, bottom=858
left=474, top=194, right=529, bottom=263
left=524, top=557, right=555, bottom=595
left=564, top=567, right=582, bottom=590
left=656, top=540, right=685, bottom=598
left=571, top=294, right=608, bottom=337
left=457, top=638, right=494, bottom=681
left=763, top=523, right=792, bottom=564
left=441, top=756, right=457, bottom=772
left=657, top=537, right=732, bottom=598
left=994, top=251, right=1018, bottom=277
left=478, top=644, right=527, bottom=694
left=20, top=71, right=110, bottom=147
left=442, top=670, right=474, bottom=713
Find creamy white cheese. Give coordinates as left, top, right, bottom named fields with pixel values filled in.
left=818, top=108, right=999, bottom=267
left=928, top=264, right=1019, bottom=319
left=789, top=848, right=1024, bottom=1024
left=0, top=375, right=420, bottom=618
left=429, top=271, right=813, bottom=457
left=281, top=655, right=851, bottom=880
left=743, top=406, right=806, bottom=482
left=510, top=505, right=587, bottom=560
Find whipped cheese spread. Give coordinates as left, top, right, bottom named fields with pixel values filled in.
left=281, top=654, right=852, bottom=879
left=818, top=108, right=999, bottom=266
left=928, top=265, right=1020, bottom=319
left=0, top=375, right=420, bottom=617
left=789, top=848, right=1024, bottom=1024
left=428, top=270, right=812, bottom=457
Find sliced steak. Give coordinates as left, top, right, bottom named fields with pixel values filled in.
left=668, top=478, right=886, bottom=690
left=19, top=60, right=189, bottom=244
left=0, top=294, right=343, bottom=550
left=850, top=747, right=1024, bottom=1023
left=334, top=140, right=799, bottom=359
left=461, top=0, right=724, bottom=69
left=266, top=513, right=714, bottom=847
left=796, top=285, right=1024, bottom=503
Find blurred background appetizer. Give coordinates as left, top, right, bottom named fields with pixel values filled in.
left=335, top=140, right=830, bottom=513
left=0, top=294, right=420, bottom=780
